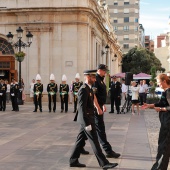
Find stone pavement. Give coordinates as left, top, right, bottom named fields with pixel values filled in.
left=0, top=102, right=169, bottom=170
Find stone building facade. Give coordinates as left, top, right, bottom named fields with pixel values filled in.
left=0, top=0, right=122, bottom=101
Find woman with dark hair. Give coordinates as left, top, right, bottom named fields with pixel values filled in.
left=143, top=74, right=170, bottom=170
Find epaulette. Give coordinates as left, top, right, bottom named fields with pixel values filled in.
left=81, top=84, right=86, bottom=88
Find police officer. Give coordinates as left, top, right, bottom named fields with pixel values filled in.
left=10, top=78, right=19, bottom=111
left=0, top=79, right=7, bottom=111
left=47, top=74, right=58, bottom=112
left=33, top=74, right=43, bottom=112
left=72, top=73, right=83, bottom=113
left=109, top=76, right=122, bottom=114
left=70, top=69, right=118, bottom=169
left=59, top=74, right=69, bottom=113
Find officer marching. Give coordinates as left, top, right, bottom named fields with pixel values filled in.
left=59, top=74, right=69, bottom=113
left=72, top=73, right=83, bottom=113
left=33, top=74, right=43, bottom=112
left=47, top=74, right=58, bottom=112
left=0, top=79, right=7, bottom=111
left=10, top=78, right=19, bottom=111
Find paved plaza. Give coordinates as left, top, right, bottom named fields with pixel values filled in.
left=0, top=102, right=169, bottom=170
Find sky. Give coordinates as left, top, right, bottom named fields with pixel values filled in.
left=140, top=0, right=170, bottom=39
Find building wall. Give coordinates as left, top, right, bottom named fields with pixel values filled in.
left=0, top=0, right=122, bottom=101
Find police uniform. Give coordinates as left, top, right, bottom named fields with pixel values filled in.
left=47, top=74, right=58, bottom=112
left=59, top=74, right=69, bottom=113
left=10, top=79, right=19, bottom=111
left=0, top=80, right=7, bottom=111
left=109, top=76, right=122, bottom=114
left=93, top=64, right=120, bottom=158
left=72, top=73, right=83, bottom=113
left=70, top=69, right=118, bottom=169
left=33, top=74, right=43, bottom=112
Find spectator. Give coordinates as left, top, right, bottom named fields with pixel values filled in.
left=5, top=80, right=10, bottom=103
left=121, top=78, right=127, bottom=100
left=30, top=79, right=35, bottom=102
left=143, top=80, right=148, bottom=103
left=131, top=81, right=140, bottom=115
left=139, top=80, right=145, bottom=105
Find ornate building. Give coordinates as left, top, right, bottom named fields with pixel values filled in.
left=0, top=0, right=122, bottom=101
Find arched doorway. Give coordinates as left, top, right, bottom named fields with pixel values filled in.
left=0, top=38, right=17, bottom=83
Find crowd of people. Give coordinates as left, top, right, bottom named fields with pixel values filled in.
left=1, top=64, right=170, bottom=169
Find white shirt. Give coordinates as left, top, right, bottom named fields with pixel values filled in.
left=7, top=84, right=10, bottom=93
left=139, top=84, right=145, bottom=93
left=131, top=86, right=140, bottom=100
left=121, top=83, right=127, bottom=93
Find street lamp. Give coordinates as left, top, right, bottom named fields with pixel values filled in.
left=6, top=26, right=33, bottom=105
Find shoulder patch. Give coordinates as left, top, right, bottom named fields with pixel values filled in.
left=81, top=84, right=86, bottom=88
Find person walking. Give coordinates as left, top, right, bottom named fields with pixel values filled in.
left=72, top=73, right=83, bottom=113
left=89, top=64, right=120, bottom=158
left=109, top=76, right=122, bottom=114
left=59, top=74, right=69, bottom=113
left=69, top=69, right=118, bottom=169
left=47, top=74, right=58, bottom=112
left=33, top=74, right=43, bottom=112
left=143, top=74, right=170, bottom=170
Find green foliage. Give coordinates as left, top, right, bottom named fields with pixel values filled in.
left=122, top=47, right=165, bottom=74
left=15, top=51, right=25, bottom=57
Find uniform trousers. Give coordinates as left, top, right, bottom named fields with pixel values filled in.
left=94, top=104, right=113, bottom=154
left=110, top=95, right=121, bottom=113
left=34, top=94, right=42, bottom=111
left=70, top=121, right=109, bottom=167
left=60, top=94, right=68, bottom=112
left=151, top=112, right=170, bottom=170
left=0, top=95, right=6, bottom=111
left=48, top=94, right=56, bottom=111
left=11, top=95, right=19, bottom=111
left=73, top=95, right=78, bottom=112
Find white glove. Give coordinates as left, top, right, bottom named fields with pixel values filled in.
left=85, top=125, right=92, bottom=131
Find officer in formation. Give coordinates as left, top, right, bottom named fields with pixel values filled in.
left=33, top=74, right=43, bottom=112
left=0, top=79, right=7, bottom=111
left=10, top=78, right=19, bottom=111
left=47, top=74, right=58, bottom=112
left=69, top=69, right=118, bottom=169
left=72, top=73, right=83, bottom=113
left=109, top=76, right=122, bottom=114
left=59, top=74, right=69, bottom=113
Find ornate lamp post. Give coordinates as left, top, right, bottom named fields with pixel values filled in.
left=6, top=26, right=33, bottom=105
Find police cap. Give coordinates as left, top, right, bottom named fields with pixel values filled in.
left=111, top=76, right=117, bottom=79
left=97, top=64, right=108, bottom=71
left=83, top=69, right=97, bottom=75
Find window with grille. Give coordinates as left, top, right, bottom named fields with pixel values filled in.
left=0, top=38, right=14, bottom=54
left=0, top=62, right=10, bottom=69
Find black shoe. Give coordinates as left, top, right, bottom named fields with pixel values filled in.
left=60, top=110, right=63, bottom=113
left=53, top=110, right=56, bottom=113
left=12, top=110, right=15, bottom=111
left=106, top=151, right=121, bottom=158
left=40, top=109, right=42, bottom=112
left=33, top=110, right=37, bottom=112
left=73, top=111, right=76, bottom=113
left=15, top=110, right=19, bottom=112
left=49, top=110, right=51, bottom=112
left=117, top=112, right=120, bottom=114
left=102, top=163, right=118, bottom=169
left=3, top=109, right=5, bottom=111
left=109, top=111, right=114, bottom=113
left=65, top=111, right=67, bottom=113
left=70, top=162, right=86, bottom=167
left=80, top=148, right=89, bottom=155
